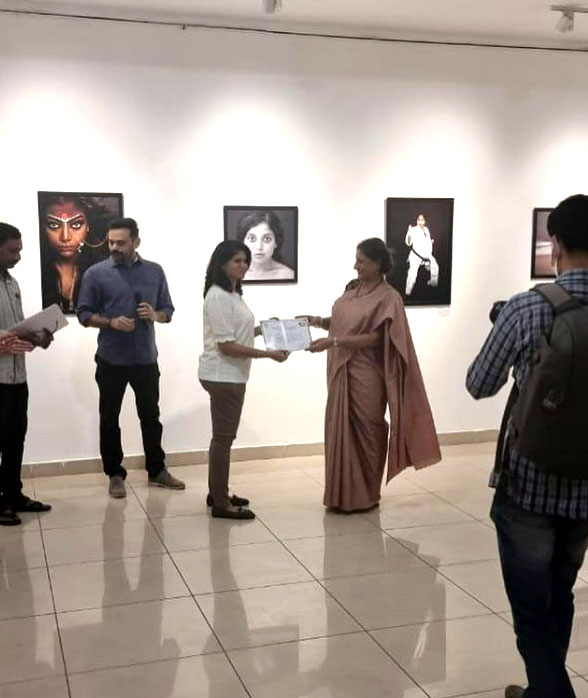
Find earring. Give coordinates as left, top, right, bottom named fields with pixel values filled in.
left=84, top=228, right=108, bottom=248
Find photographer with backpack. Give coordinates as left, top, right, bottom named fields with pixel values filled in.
left=467, top=194, right=588, bottom=698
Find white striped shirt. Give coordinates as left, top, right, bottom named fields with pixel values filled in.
left=0, top=272, right=26, bottom=384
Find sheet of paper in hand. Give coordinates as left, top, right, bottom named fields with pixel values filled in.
left=261, top=318, right=312, bottom=351
left=9, top=304, right=68, bottom=336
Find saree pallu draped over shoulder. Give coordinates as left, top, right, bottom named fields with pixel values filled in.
left=324, top=282, right=440, bottom=512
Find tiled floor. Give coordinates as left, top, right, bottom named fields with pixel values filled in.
left=3, top=443, right=588, bottom=697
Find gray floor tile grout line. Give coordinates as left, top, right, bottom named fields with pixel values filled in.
left=136, top=480, right=432, bottom=694
left=250, top=504, right=437, bottom=697
left=12, top=459, right=522, bottom=697
left=368, top=509, right=526, bottom=694
left=128, top=479, right=255, bottom=698
left=37, top=510, right=74, bottom=698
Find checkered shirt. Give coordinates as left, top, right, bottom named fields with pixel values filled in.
left=466, top=269, right=588, bottom=519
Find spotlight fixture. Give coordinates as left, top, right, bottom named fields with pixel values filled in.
left=262, top=0, right=282, bottom=13
left=551, top=4, right=588, bottom=32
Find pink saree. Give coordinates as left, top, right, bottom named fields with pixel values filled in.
left=324, top=281, right=440, bottom=512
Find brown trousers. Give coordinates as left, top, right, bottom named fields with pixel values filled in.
left=200, top=380, right=246, bottom=509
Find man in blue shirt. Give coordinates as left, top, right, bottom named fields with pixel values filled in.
left=77, top=218, right=184, bottom=498
left=467, top=195, right=588, bottom=698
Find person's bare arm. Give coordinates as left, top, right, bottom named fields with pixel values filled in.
left=86, top=314, right=136, bottom=332
left=137, top=302, right=170, bottom=323
left=308, top=330, right=380, bottom=353
left=0, top=333, right=33, bottom=354
left=218, top=341, right=288, bottom=362
left=297, top=315, right=331, bottom=331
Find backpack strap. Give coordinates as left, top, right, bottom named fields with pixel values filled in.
left=533, top=283, right=581, bottom=315
left=494, top=382, right=519, bottom=475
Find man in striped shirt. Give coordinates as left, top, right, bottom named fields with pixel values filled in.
left=0, top=223, right=52, bottom=526
left=467, top=194, right=588, bottom=698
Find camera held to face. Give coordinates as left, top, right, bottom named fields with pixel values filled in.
left=489, top=301, right=507, bottom=324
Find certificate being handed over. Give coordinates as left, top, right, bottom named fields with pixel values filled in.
left=261, top=318, right=312, bottom=352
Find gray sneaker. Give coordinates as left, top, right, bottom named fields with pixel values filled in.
left=108, top=475, right=126, bottom=499
left=505, top=687, right=525, bottom=698
left=148, top=469, right=185, bottom=490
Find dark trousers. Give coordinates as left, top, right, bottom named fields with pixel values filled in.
left=491, top=486, right=588, bottom=698
left=95, top=358, right=165, bottom=479
left=200, top=380, right=246, bottom=509
left=0, top=383, right=28, bottom=505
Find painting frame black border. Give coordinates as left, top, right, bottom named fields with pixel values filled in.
left=531, top=207, right=556, bottom=279
left=38, top=190, right=124, bottom=313
left=385, top=197, right=454, bottom=307
left=223, top=205, right=298, bottom=285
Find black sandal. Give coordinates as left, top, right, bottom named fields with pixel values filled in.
left=211, top=506, right=255, bottom=520
left=12, top=496, right=52, bottom=513
left=0, top=507, right=21, bottom=526
left=206, top=494, right=250, bottom=507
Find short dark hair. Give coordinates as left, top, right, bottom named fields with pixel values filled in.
left=0, top=223, right=22, bottom=246
left=547, top=195, right=588, bottom=253
left=357, top=238, right=394, bottom=276
left=108, top=217, right=139, bottom=239
left=236, top=210, right=285, bottom=263
left=204, top=240, right=251, bottom=297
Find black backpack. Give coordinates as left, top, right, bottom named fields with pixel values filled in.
left=508, top=283, right=588, bottom=478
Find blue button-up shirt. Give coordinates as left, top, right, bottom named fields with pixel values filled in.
left=77, top=255, right=174, bottom=366
left=466, top=270, right=588, bottom=520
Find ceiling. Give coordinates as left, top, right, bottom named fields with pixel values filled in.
left=2, top=0, right=588, bottom=49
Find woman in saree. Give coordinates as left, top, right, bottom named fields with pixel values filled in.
left=307, top=238, right=440, bottom=513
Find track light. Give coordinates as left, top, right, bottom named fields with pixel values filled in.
left=262, top=0, right=282, bottom=13
left=551, top=5, right=588, bottom=32
left=556, top=9, right=575, bottom=32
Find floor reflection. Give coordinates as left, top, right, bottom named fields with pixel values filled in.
left=203, top=515, right=301, bottom=691
left=58, top=498, right=179, bottom=689
left=389, top=525, right=446, bottom=686
left=0, top=525, right=62, bottom=685
left=8, top=447, right=546, bottom=696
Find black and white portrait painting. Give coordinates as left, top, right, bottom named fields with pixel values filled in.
left=531, top=208, right=556, bottom=279
left=38, top=191, right=124, bottom=313
left=385, top=197, right=454, bottom=306
left=224, top=206, right=298, bottom=284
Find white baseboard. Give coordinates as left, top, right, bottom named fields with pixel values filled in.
left=22, top=430, right=497, bottom=479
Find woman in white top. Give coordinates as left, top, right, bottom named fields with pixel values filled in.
left=198, top=240, right=289, bottom=519
left=237, top=211, right=295, bottom=281
left=404, top=213, right=439, bottom=296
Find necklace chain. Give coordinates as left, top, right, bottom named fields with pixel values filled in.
left=356, top=279, right=381, bottom=297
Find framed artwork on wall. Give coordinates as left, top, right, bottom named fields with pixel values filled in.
left=38, top=191, right=124, bottom=314
left=385, top=197, right=454, bottom=306
left=224, top=206, right=298, bottom=284
left=531, top=207, right=555, bottom=279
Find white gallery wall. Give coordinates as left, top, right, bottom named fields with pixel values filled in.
left=1, top=13, right=587, bottom=464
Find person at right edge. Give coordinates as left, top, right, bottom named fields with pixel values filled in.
left=467, top=194, right=588, bottom=698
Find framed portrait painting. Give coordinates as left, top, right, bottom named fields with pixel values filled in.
left=224, top=206, right=298, bottom=284
left=531, top=207, right=555, bottom=279
left=385, top=197, right=454, bottom=306
left=38, top=191, right=124, bottom=314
